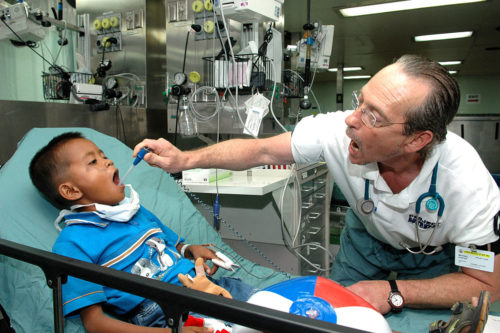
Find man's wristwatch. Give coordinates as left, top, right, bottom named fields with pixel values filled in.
left=387, top=280, right=404, bottom=313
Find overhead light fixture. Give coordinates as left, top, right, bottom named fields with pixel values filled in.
left=414, top=31, right=473, bottom=42
left=340, top=0, right=486, bottom=17
left=439, top=61, right=463, bottom=65
left=344, top=75, right=371, bottom=80
left=448, top=70, right=458, bottom=74
left=328, top=67, right=363, bottom=72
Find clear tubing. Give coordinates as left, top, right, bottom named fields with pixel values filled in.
left=118, top=164, right=135, bottom=186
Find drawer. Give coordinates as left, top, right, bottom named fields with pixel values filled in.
left=313, top=192, right=327, bottom=205
left=302, top=225, right=325, bottom=244
left=305, top=209, right=323, bottom=228
left=301, top=192, right=314, bottom=210
left=313, top=174, right=327, bottom=191
left=300, top=181, right=314, bottom=197
left=299, top=243, right=327, bottom=275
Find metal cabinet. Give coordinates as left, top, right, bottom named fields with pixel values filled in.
left=294, top=163, right=331, bottom=276
left=183, top=163, right=331, bottom=276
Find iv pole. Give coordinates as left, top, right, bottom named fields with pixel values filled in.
left=299, top=0, right=313, bottom=110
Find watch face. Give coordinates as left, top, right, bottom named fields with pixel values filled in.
left=390, top=293, right=404, bottom=308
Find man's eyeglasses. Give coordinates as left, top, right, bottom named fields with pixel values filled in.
left=352, top=90, right=406, bottom=128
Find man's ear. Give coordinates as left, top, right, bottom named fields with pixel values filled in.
left=404, top=130, right=433, bottom=153
left=58, top=182, right=83, bottom=201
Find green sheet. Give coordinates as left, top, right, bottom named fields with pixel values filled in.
left=0, top=127, right=290, bottom=332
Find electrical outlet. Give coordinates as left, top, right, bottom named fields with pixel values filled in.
left=177, top=0, right=188, bottom=21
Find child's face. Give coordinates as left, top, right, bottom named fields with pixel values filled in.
left=59, top=138, right=126, bottom=207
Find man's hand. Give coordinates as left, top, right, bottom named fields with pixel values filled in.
left=133, top=138, right=186, bottom=173
left=347, top=280, right=393, bottom=314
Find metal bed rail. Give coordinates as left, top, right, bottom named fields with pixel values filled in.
left=0, top=238, right=367, bottom=333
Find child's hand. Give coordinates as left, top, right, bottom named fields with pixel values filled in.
left=178, top=258, right=232, bottom=299
left=186, top=245, right=219, bottom=275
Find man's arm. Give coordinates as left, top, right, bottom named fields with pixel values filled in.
left=80, top=304, right=213, bottom=333
left=134, top=132, right=294, bottom=173
left=347, top=251, right=500, bottom=314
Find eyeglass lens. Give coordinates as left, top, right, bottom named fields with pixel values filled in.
left=352, top=90, right=376, bottom=127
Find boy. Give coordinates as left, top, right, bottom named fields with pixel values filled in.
left=29, top=132, right=256, bottom=333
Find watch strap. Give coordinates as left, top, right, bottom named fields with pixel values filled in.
left=389, top=279, right=399, bottom=292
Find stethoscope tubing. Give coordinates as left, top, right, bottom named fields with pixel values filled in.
left=358, top=163, right=444, bottom=255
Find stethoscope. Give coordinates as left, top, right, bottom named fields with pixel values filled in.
left=356, top=163, right=445, bottom=255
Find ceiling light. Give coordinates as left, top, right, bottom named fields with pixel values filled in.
left=328, top=67, right=363, bottom=72
left=340, top=0, right=486, bottom=17
left=414, top=31, right=473, bottom=42
left=448, top=70, right=458, bottom=74
left=344, top=75, right=371, bottom=80
left=439, top=61, right=462, bottom=65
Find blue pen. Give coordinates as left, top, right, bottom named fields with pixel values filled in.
left=118, top=147, right=151, bottom=186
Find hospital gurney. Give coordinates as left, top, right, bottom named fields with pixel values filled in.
left=0, top=127, right=482, bottom=333
left=0, top=127, right=357, bottom=333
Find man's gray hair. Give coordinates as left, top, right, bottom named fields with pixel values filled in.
left=395, top=54, right=460, bottom=156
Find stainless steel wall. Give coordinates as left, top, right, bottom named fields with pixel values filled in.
left=0, top=100, right=160, bottom=165
left=165, top=0, right=286, bottom=135
left=448, top=116, right=500, bottom=174
left=76, top=0, right=166, bottom=110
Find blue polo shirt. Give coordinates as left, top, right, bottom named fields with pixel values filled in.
left=52, top=205, right=196, bottom=317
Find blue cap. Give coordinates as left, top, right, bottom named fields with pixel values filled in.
left=133, top=147, right=151, bottom=165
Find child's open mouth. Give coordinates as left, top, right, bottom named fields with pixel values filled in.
left=113, top=170, right=120, bottom=185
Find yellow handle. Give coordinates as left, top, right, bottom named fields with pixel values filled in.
left=189, top=71, right=201, bottom=83
left=204, top=0, right=213, bottom=11
left=203, top=20, right=214, bottom=34
left=101, top=17, right=111, bottom=29
left=192, top=0, right=204, bottom=13
left=93, top=19, right=102, bottom=30
left=110, top=16, right=119, bottom=28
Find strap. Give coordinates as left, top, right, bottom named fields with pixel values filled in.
left=389, top=279, right=399, bottom=293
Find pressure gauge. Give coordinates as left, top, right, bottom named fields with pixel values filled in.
left=105, top=77, right=118, bottom=89
left=173, top=72, right=187, bottom=85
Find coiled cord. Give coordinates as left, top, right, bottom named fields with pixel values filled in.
left=176, top=179, right=292, bottom=279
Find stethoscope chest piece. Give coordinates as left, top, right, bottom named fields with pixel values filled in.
left=357, top=178, right=375, bottom=215
left=357, top=198, right=374, bottom=215
left=425, top=198, right=439, bottom=211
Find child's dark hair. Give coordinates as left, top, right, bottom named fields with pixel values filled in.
left=29, top=132, right=84, bottom=209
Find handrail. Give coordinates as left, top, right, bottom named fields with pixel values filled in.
left=0, top=238, right=366, bottom=333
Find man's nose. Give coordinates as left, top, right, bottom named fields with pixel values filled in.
left=346, top=108, right=362, bottom=127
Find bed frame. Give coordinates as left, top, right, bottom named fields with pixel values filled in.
left=0, top=238, right=364, bottom=333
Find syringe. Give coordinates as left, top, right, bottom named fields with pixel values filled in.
left=118, top=147, right=151, bottom=186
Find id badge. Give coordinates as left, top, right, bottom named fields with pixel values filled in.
left=455, top=246, right=495, bottom=272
